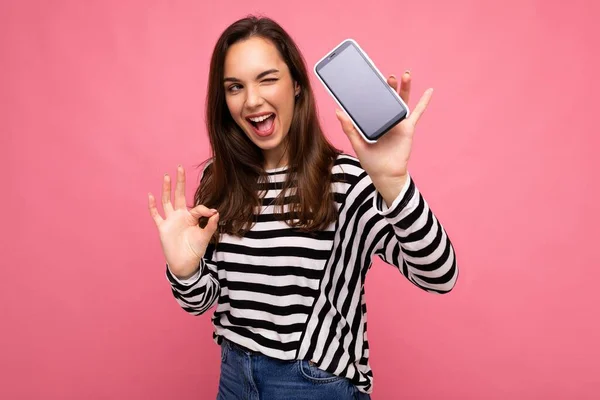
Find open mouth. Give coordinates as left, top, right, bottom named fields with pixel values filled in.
left=246, top=113, right=276, bottom=137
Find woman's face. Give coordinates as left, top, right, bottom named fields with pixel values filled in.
left=223, top=36, right=299, bottom=167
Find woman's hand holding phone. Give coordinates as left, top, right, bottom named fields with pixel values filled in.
left=335, top=71, right=434, bottom=207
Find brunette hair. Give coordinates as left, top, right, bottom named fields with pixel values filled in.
left=195, top=15, right=341, bottom=242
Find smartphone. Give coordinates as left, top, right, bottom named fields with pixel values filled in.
left=314, top=39, right=409, bottom=143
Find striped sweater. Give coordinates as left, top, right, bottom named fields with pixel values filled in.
left=165, top=154, right=458, bottom=394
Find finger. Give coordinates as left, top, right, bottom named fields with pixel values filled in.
left=189, top=204, right=218, bottom=220
left=399, top=70, right=411, bottom=105
left=335, top=109, right=365, bottom=150
left=387, top=75, right=399, bottom=92
left=204, top=212, right=220, bottom=235
left=162, top=173, right=174, bottom=216
left=148, top=192, right=163, bottom=226
left=174, top=165, right=187, bottom=210
left=408, top=88, right=433, bottom=125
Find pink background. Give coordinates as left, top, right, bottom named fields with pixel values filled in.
left=2, top=0, right=599, bottom=399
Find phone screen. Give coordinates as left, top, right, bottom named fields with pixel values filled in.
left=316, top=41, right=407, bottom=140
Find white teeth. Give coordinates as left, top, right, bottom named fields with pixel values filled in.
left=248, top=113, right=273, bottom=122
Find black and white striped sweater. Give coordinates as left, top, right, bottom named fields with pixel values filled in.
left=165, top=154, right=458, bottom=394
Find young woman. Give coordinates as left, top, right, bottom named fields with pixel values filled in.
left=148, top=15, right=458, bottom=400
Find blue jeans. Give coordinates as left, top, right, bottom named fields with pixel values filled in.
left=217, top=338, right=371, bottom=400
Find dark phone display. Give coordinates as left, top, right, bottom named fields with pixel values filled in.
left=317, top=43, right=407, bottom=140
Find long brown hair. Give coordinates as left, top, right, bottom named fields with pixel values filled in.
left=195, top=15, right=341, bottom=242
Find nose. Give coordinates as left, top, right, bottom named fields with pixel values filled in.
left=245, top=85, right=264, bottom=109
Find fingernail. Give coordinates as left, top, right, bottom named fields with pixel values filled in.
left=404, top=70, right=410, bottom=75
left=390, top=74, right=397, bottom=79
left=210, top=208, right=217, bottom=213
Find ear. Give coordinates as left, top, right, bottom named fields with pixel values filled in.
left=294, top=82, right=301, bottom=97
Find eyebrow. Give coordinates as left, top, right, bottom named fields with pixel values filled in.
left=223, top=68, right=280, bottom=83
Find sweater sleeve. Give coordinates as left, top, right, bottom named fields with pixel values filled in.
left=373, top=173, right=458, bottom=294
left=165, top=242, right=220, bottom=315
